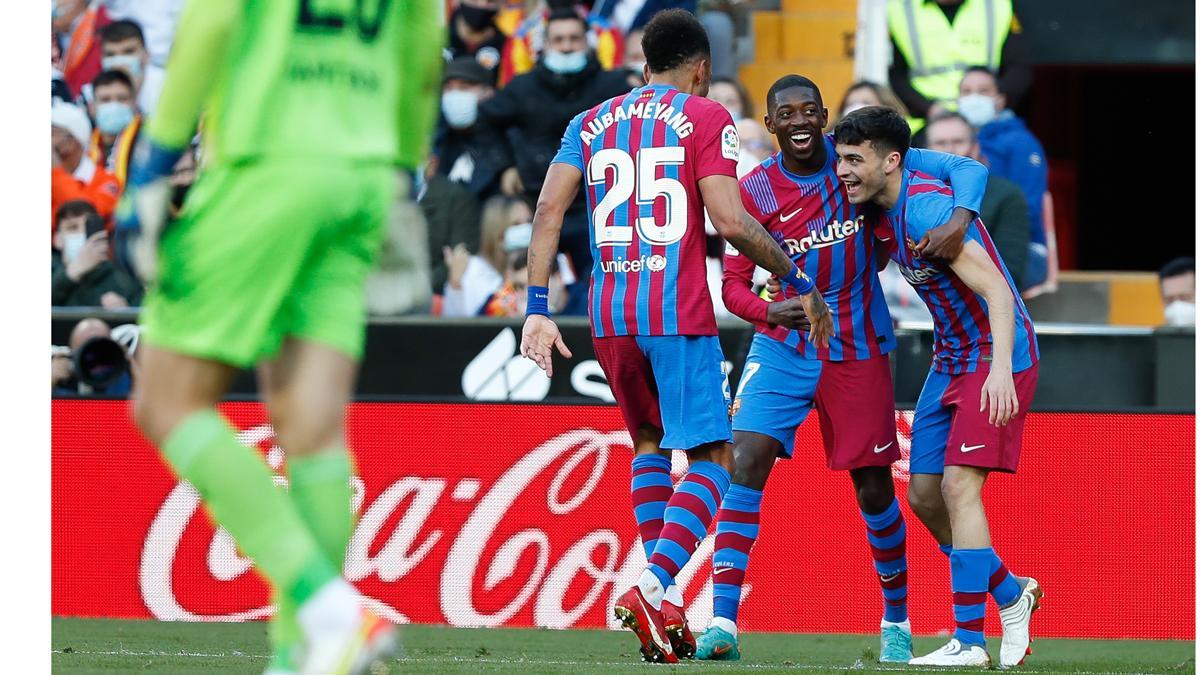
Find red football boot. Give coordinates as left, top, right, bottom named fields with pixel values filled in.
left=661, top=600, right=696, bottom=659
left=613, top=586, right=678, bottom=664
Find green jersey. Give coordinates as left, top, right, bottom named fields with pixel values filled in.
left=147, top=0, right=442, bottom=168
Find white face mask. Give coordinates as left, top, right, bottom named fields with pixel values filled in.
left=441, top=90, right=480, bottom=129
left=957, top=94, right=998, bottom=127
left=1163, top=300, right=1196, bottom=327
left=61, top=232, right=86, bottom=262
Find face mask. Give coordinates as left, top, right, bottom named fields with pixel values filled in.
left=102, top=54, right=143, bottom=80
left=543, top=49, right=587, bottom=75
left=957, top=94, right=997, bottom=127
left=458, top=4, right=498, bottom=30
left=1164, top=300, right=1196, bottom=327
left=95, top=102, right=134, bottom=135
left=61, top=232, right=86, bottom=262
left=441, top=90, right=480, bottom=129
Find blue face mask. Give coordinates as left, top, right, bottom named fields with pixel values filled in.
left=102, top=54, right=143, bottom=80
left=543, top=49, right=587, bottom=75
left=95, top=102, right=135, bottom=135
left=441, top=90, right=480, bottom=129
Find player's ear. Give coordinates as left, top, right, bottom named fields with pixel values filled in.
left=763, top=111, right=776, bottom=134
left=885, top=150, right=902, bottom=173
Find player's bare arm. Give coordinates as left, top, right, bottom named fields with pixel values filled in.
left=700, top=174, right=833, bottom=347
left=947, top=240, right=1019, bottom=426
left=914, top=206, right=974, bottom=260
left=520, top=162, right=580, bottom=376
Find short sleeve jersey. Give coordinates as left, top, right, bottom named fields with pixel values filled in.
left=877, top=170, right=1039, bottom=374
left=552, top=85, right=739, bottom=337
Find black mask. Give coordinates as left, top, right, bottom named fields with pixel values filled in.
left=458, top=4, right=497, bottom=30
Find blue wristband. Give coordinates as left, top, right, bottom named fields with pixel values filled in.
left=526, top=285, right=550, bottom=316
left=782, top=267, right=814, bottom=295
left=129, top=138, right=184, bottom=187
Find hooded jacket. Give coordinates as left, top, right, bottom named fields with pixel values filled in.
left=977, top=110, right=1047, bottom=246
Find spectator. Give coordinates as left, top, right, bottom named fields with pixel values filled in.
left=56, top=0, right=111, bottom=98
left=99, top=19, right=165, bottom=118
left=708, top=76, right=753, bottom=121
left=433, top=57, right=504, bottom=200
left=479, top=249, right=566, bottom=316
left=446, top=0, right=509, bottom=85
left=837, top=80, right=911, bottom=119
left=499, top=0, right=626, bottom=87
left=1159, top=258, right=1195, bottom=327
left=624, top=27, right=647, bottom=87
left=52, top=33, right=73, bottom=102
left=958, top=66, right=1048, bottom=286
left=51, top=100, right=121, bottom=226
left=478, top=9, right=629, bottom=315
left=698, top=1, right=737, bottom=79
left=442, top=195, right=533, bottom=316
left=735, top=119, right=774, bottom=176
left=423, top=172, right=484, bottom=293
left=925, top=112, right=1029, bottom=288
left=101, top=0, right=186, bottom=69
left=51, top=200, right=143, bottom=308
left=592, top=0, right=698, bottom=33
left=887, top=0, right=1031, bottom=120
left=51, top=318, right=137, bottom=396
left=87, top=70, right=140, bottom=174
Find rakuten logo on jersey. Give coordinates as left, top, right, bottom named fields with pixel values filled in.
left=600, top=254, right=667, bottom=274
left=899, top=264, right=939, bottom=285
left=781, top=215, right=865, bottom=256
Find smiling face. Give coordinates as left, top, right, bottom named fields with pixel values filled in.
left=835, top=138, right=896, bottom=205
left=765, top=86, right=828, bottom=165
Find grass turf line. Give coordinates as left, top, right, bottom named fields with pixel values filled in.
left=52, top=618, right=1194, bottom=674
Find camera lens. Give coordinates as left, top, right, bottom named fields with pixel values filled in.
left=73, top=337, right=129, bottom=388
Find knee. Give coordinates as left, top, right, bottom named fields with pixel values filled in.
left=131, top=386, right=189, bottom=447
left=907, top=483, right=941, bottom=520
left=266, top=394, right=342, bottom=456
left=940, top=472, right=978, bottom=509
left=854, top=469, right=895, bottom=513
left=730, top=442, right=774, bottom=489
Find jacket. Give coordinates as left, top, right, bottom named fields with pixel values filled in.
left=977, top=111, right=1046, bottom=246
left=51, top=250, right=144, bottom=307
left=478, top=55, right=630, bottom=205
left=979, top=174, right=1030, bottom=290
left=51, top=162, right=121, bottom=230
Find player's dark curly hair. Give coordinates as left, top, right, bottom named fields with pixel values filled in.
left=832, top=106, right=911, bottom=159
left=766, top=74, right=822, bottom=112
left=641, top=9, right=710, bottom=74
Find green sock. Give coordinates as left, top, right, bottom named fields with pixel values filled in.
left=270, top=449, right=355, bottom=664
left=161, top=411, right=337, bottom=608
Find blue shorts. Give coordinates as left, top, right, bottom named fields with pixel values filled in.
left=593, top=335, right=732, bottom=450
left=730, top=333, right=822, bottom=457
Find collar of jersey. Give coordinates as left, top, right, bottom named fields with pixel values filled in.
left=884, top=168, right=910, bottom=219
left=775, top=150, right=828, bottom=186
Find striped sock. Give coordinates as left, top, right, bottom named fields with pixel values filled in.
left=711, top=484, right=762, bottom=623
left=630, top=454, right=674, bottom=560
left=647, top=461, right=730, bottom=592
left=950, top=548, right=990, bottom=646
left=987, top=549, right=1022, bottom=608
left=861, top=498, right=908, bottom=623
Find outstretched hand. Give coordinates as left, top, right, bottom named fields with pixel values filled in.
left=520, top=314, right=572, bottom=377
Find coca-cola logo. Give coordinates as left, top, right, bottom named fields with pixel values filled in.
left=137, top=425, right=726, bottom=629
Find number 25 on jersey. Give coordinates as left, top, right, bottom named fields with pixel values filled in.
left=587, top=147, right=688, bottom=248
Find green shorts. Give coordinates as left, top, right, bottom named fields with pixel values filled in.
left=140, top=161, right=394, bottom=368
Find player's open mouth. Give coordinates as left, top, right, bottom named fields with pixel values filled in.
left=842, top=177, right=861, bottom=196
left=788, top=131, right=814, bottom=152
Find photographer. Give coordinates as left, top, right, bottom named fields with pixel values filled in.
left=52, top=318, right=140, bottom=396
left=51, top=200, right=144, bottom=308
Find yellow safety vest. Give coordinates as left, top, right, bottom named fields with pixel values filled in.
left=887, top=0, right=1012, bottom=106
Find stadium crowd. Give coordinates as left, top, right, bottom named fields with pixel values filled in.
left=54, top=0, right=1125, bottom=330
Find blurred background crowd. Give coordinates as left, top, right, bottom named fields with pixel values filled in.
left=50, top=0, right=1194, bottom=389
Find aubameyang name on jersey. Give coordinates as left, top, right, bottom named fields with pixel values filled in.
left=580, top=102, right=693, bottom=144
left=781, top=215, right=865, bottom=256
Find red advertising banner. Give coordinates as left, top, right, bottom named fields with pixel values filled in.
left=51, top=400, right=1194, bottom=639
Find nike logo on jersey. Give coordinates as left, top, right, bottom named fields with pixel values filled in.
left=779, top=206, right=804, bottom=222
left=960, top=443, right=985, bottom=453
left=873, top=442, right=894, bottom=454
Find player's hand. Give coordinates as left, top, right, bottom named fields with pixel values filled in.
left=764, top=276, right=782, bottom=300
left=980, top=367, right=1019, bottom=426
left=914, top=207, right=971, bottom=260
left=765, top=296, right=810, bottom=331
left=500, top=167, right=525, bottom=197
left=520, top=314, right=572, bottom=377
left=114, top=138, right=183, bottom=282
left=799, top=291, right=833, bottom=348
left=66, top=230, right=110, bottom=281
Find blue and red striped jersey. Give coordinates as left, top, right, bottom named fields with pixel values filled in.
left=877, top=170, right=1039, bottom=375
left=724, top=137, right=895, bottom=361
left=721, top=136, right=990, bottom=361
left=552, top=84, right=739, bottom=337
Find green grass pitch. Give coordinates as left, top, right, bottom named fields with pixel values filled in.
left=51, top=618, right=1194, bottom=674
